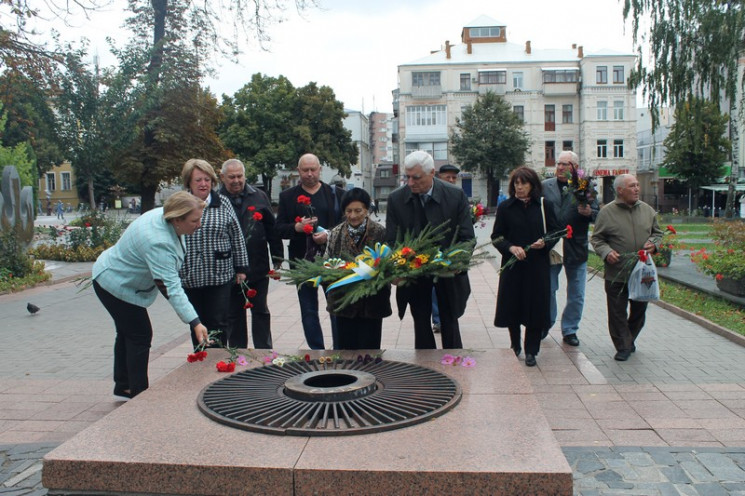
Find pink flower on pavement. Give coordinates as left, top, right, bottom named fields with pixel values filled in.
left=440, top=354, right=456, bottom=365
left=461, top=356, right=476, bottom=368
left=237, top=355, right=249, bottom=366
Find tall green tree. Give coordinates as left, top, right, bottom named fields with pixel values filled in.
left=220, top=73, right=299, bottom=194
left=219, top=74, right=357, bottom=197
left=0, top=105, right=34, bottom=188
left=450, top=91, right=529, bottom=207
left=0, top=72, right=64, bottom=180
left=662, top=97, right=730, bottom=208
left=114, top=0, right=317, bottom=211
left=624, top=0, right=745, bottom=216
left=295, top=82, right=357, bottom=176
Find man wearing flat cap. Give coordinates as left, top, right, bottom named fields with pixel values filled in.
left=438, top=164, right=460, bottom=185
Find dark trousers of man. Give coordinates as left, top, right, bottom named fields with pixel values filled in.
left=185, top=282, right=231, bottom=349
left=604, top=279, right=648, bottom=352
left=93, top=281, right=152, bottom=398
left=298, top=284, right=338, bottom=350
left=336, top=316, right=382, bottom=350
left=407, top=278, right=463, bottom=349
left=226, top=277, right=272, bottom=349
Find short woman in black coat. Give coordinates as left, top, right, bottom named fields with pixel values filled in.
left=492, top=166, right=560, bottom=367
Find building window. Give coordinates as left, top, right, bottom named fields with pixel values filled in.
left=478, top=71, right=506, bottom=84
left=380, top=169, right=391, bottom=178
left=597, top=101, right=608, bottom=120
left=512, top=71, right=523, bottom=89
left=562, top=104, right=573, bottom=124
left=544, top=105, right=555, bottom=131
left=469, top=26, right=501, bottom=38
left=597, top=139, right=608, bottom=158
left=542, top=69, right=579, bottom=83
left=613, top=101, right=624, bottom=120
left=596, top=66, right=608, bottom=84
left=513, top=105, right=524, bottom=122
left=562, top=140, right=573, bottom=151
left=460, top=73, right=471, bottom=91
left=405, top=142, right=447, bottom=161
left=545, top=141, right=556, bottom=166
left=45, top=173, right=56, bottom=192
left=412, top=72, right=440, bottom=87
left=433, top=142, right=447, bottom=160
left=614, top=139, right=624, bottom=158
left=613, top=65, right=625, bottom=84
left=61, top=171, right=72, bottom=191
left=405, top=105, right=446, bottom=127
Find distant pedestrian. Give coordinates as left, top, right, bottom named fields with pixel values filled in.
left=55, top=200, right=65, bottom=220
left=590, top=174, right=662, bottom=361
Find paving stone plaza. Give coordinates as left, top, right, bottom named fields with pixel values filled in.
left=2, top=213, right=745, bottom=495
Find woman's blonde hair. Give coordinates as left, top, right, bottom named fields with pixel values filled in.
left=163, top=191, right=205, bottom=222
left=181, top=158, right=218, bottom=189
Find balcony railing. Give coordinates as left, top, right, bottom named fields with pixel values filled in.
left=411, top=85, right=442, bottom=99
left=543, top=82, right=579, bottom=96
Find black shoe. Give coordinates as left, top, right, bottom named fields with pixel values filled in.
left=630, top=345, right=636, bottom=353
left=614, top=350, right=631, bottom=361
left=113, top=387, right=132, bottom=401
left=432, top=324, right=441, bottom=334
left=512, top=346, right=522, bottom=357
left=563, top=334, right=580, bottom=346
left=525, top=354, right=536, bottom=367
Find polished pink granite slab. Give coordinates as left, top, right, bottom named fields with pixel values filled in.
left=43, top=350, right=572, bottom=496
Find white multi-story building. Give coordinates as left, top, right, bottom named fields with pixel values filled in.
left=396, top=15, right=637, bottom=205
left=343, top=110, right=372, bottom=191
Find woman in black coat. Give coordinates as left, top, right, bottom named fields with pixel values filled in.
left=492, top=166, right=560, bottom=367
left=323, top=188, right=391, bottom=349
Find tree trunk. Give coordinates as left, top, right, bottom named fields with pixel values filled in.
left=87, top=178, right=96, bottom=211
left=140, top=182, right=157, bottom=213
left=726, top=102, right=739, bottom=218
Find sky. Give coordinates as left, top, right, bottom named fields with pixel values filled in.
left=38, top=0, right=640, bottom=113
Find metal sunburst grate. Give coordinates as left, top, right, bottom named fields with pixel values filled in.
left=197, top=359, right=461, bottom=436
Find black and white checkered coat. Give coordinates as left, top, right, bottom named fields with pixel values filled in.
left=180, top=191, right=249, bottom=288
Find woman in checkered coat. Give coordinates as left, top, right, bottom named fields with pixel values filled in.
left=180, top=159, right=249, bottom=349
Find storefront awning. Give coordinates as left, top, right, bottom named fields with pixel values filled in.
left=700, top=184, right=745, bottom=192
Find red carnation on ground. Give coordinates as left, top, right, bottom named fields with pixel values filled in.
left=252, top=212, right=263, bottom=221
left=303, top=224, right=314, bottom=234
left=187, top=350, right=208, bottom=363
left=216, top=361, right=236, bottom=372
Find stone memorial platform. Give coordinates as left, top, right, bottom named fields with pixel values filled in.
left=42, top=349, right=572, bottom=495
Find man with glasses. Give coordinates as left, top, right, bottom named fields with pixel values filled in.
left=542, top=150, right=598, bottom=347
left=386, top=151, right=475, bottom=349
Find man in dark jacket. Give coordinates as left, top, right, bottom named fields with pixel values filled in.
left=542, top=150, right=599, bottom=347
left=220, top=159, right=283, bottom=349
left=275, top=153, right=344, bottom=349
left=386, top=150, right=475, bottom=349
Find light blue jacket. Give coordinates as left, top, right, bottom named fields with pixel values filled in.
left=92, top=208, right=198, bottom=325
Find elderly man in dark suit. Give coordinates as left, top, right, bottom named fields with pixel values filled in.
left=541, top=150, right=599, bottom=347
left=386, top=151, right=475, bottom=349
left=219, top=159, right=284, bottom=349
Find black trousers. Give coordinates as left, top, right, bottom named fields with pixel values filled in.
left=508, top=326, right=542, bottom=356
left=336, top=316, right=383, bottom=350
left=406, top=278, right=463, bottom=349
left=185, top=282, right=232, bottom=349
left=226, top=277, right=272, bottom=349
left=604, top=279, right=648, bottom=352
left=94, top=281, right=152, bottom=398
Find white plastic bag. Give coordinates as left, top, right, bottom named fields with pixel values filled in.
left=628, top=255, right=660, bottom=302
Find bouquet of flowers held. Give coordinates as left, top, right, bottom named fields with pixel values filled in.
left=283, top=222, right=485, bottom=311
left=497, top=225, right=573, bottom=273
left=470, top=202, right=486, bottom=226
left=564, top=163, right=597, bottom=206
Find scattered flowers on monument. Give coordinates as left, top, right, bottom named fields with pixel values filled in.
left=283, top=222, right=483, bottom=311
left=440, top=353, right=476, bottom=367
left=498, top=225, right=573, bottom=273
left=690, top=220, right=745, bottom=281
